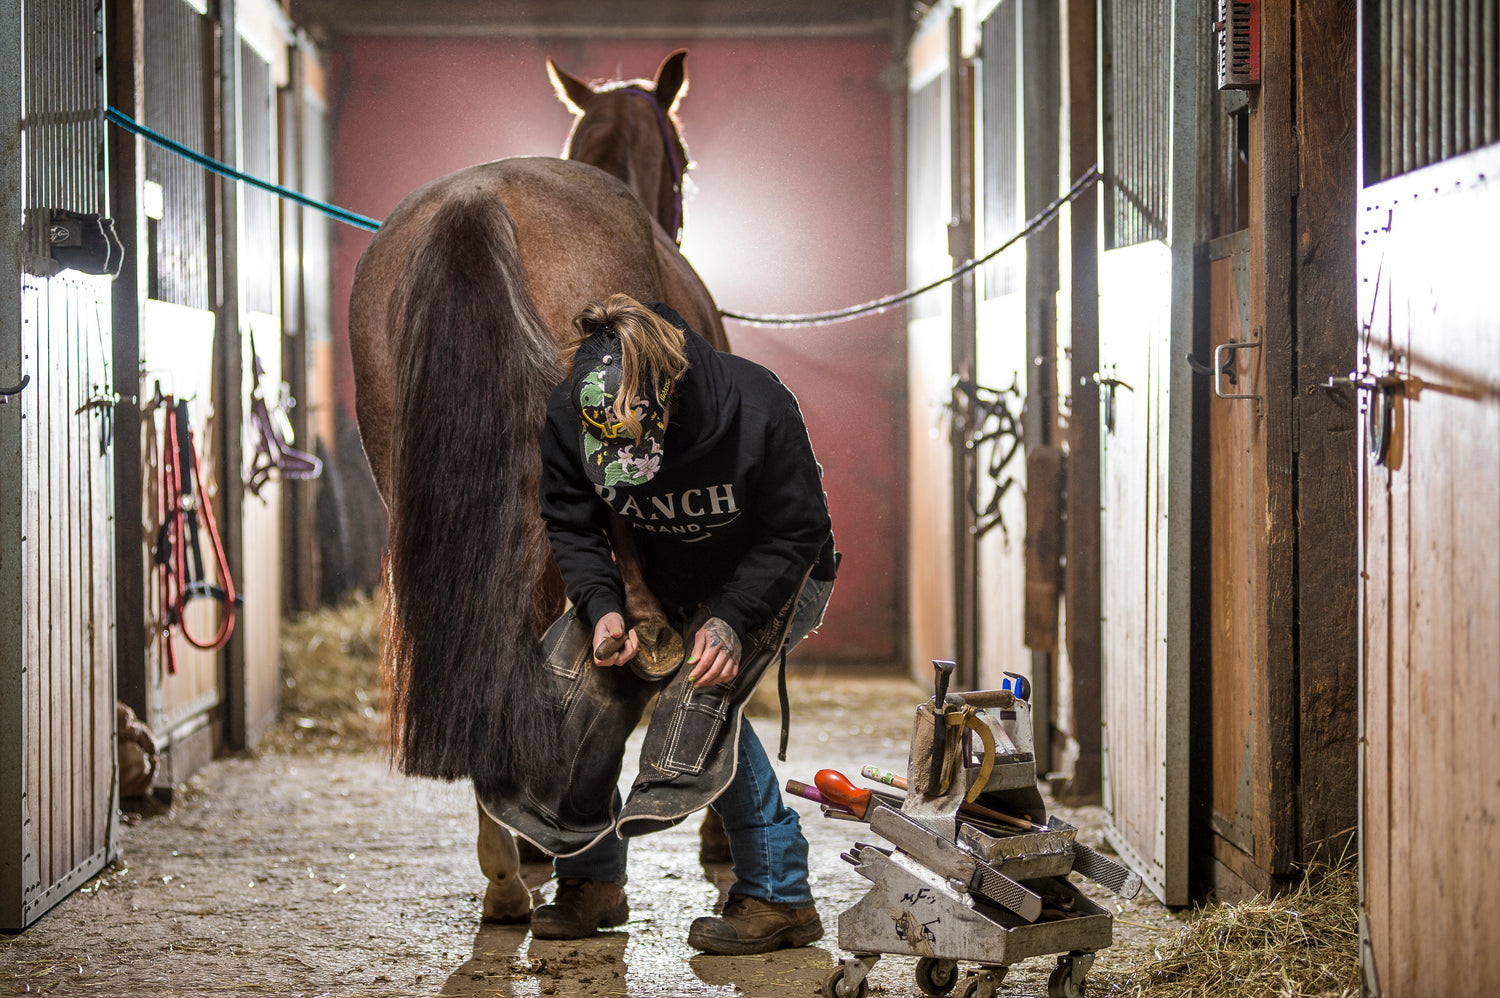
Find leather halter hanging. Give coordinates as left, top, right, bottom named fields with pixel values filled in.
left=245, top=339, right=322, bottom=498
left=619, top=87, right=685, bottom=245
left=151, top=392, right=239, bottom=673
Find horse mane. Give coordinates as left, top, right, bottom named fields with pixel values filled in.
left=382, top=189, right=564, bottom=791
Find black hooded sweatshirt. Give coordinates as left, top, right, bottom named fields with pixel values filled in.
left=539, top=308, right=836, bottom=645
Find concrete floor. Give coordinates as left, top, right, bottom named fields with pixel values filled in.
left=0, top=673, right=1184, bottom=997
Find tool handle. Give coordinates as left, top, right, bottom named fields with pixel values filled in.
left=814, top=769, right=872, bottom=819
left=594, top=631, right=626, bottom=659
left=861, top=765, right=909, bottom=791
left=784, top=779, right=853, bottom=813
left=959, top=799, right=1043, bottom=831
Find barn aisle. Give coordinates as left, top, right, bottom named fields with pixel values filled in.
left=0, top=663, right=1177, bottom=997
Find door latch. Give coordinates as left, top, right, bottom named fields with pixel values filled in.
left=1092, top=371, right=1134, bottom=434
left=1325, top=366, right=1418, bottom=467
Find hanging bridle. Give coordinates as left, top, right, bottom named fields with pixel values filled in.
left=619, top=87, right=685, bottom=245
left=149, top=390, right=239, bottom=673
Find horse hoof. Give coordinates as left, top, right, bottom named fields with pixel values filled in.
left=629, top=621, right=684, bottom=680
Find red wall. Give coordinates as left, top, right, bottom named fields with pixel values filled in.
left=328, top=36, right=904, bottom=666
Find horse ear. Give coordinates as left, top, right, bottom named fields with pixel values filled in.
left=547, top=58, right=595, bottom=114
left=653, top=49, right=688, bottom=111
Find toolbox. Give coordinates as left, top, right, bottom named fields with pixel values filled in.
left=793, top=661, right=1143, bottom=998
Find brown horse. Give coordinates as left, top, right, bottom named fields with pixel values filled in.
left=349, top=51, right=726, bottom=794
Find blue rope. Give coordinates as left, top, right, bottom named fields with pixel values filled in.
left=105, top=106, right=383, bottom=232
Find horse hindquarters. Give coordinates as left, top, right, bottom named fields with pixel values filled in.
left=383, top=190, right=562, bottom=792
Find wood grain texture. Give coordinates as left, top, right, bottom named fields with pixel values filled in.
left=1206, top=242, right=1260, bottom=857
left=1361, top=147, right=1500, bottom=997
left=1293, top=0, right=1359, bottom=864
left=7, top=275, right=115, bottom=928
left=1249, top=0, right=1299, bottom=878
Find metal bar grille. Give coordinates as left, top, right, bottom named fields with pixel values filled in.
left=240, top=39, right=277, bottom=317
left=909, top=76, right=946, bottom=321
left=981, top=1, right=1021, bottom=299
left=144, top=0, right=210, bottom=309
left=1372, top=0, right=1500, bottom=181
left=19, top=0, right=104, bottom=260
left=1101, top=0, right=1171, bottom=248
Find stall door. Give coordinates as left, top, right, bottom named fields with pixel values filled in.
left=1358, top=7, right=1500, bottom=990
left=136, top=0, right=224, bottom=767
left=1359, top=145, right=1500, bottom=997
left=1096, top=0, right=1197, bottom=905
left=1203, top=231, right=1263, bottom=871
left=1, top=0, right=118, bottom=928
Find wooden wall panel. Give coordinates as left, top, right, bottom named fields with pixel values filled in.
left=1361, top=146, right=1500, bottom=997
left=241, top=314, right=284, bottom=743
left=4, top=274, right=116, bottom=929
left=974, top=294, right=1031, bottom=689
left=1099, top=240, right=1178, bottom=900
left=1205, top=235, right=1262, bottom=862
left=139, top=301, right=223, bottom=738
left=908, top=314, right=955, bottom=675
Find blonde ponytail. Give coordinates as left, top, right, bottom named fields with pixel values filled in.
left=566, top=294, right=690, bottom=441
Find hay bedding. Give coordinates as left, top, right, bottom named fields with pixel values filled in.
left=1098, top=865, right=1360, bottom=998
left=262, top=593, right=386, bottom=754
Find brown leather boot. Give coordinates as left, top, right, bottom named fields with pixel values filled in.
left=687, top=895, right=824, bottom=955
left=530, top=879, right=629, bottom=939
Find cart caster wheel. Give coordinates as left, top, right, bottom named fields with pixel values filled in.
left=823, top=965, right=867, bottom=998
left=957, top=966, right=1006, bottom=998
left=914, top=957, right=959, bottom=996
left=1046, top=952, right=1095, bottom=998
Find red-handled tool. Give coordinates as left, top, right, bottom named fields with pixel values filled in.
left=815, top=769, right=874, bottom=818
left=815, top=769, right=905, bottom=820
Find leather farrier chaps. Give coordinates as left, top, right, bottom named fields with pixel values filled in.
left=476, top=573, right=808, bottom=857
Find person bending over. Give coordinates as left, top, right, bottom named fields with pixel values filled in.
left=534, top=293, right=838, bottom=954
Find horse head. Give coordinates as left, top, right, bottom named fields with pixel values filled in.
left=549, top=50, right=690, bottom=244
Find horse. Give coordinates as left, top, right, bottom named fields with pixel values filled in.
left=348, top=51, right=727, bottom=796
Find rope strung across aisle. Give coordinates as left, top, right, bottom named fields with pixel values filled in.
left=719, top=165, right=1102, bottom=328
left=106, top=107, right=382, bottom=231
left=107, top=107, right=1100, bottom=330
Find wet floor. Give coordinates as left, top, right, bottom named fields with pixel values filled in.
left=0, top=672, right=1184, bottom=997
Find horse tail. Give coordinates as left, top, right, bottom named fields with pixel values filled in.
left=383, top=189, right=563, bottom=795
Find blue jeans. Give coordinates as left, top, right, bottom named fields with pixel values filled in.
left=556, top=718, right=812, bottom=905
left=555, top=576, right=834, bottom=905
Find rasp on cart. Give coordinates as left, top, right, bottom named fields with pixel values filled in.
left=868, top=802, right=1043, bottom=922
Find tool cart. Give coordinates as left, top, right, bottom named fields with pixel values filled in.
left=799, top=662, right=1143, bottom=998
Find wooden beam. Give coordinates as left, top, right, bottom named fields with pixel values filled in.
left=288, top=0, right=895, bottom=38
left=1293, top=0, right=1359, bottom=866
left=1063, top=0, right=1101, bottom=802
left=217, top=0, right=248, bottom=752
left=110, top=0, right=149, bottom=722
left=950, top=15, right=979, bottom=690
left=1249, top=0, right=1299, bottom=876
